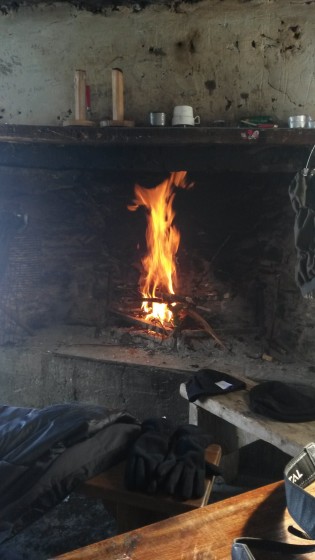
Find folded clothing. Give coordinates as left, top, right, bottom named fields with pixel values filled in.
left=249, top=381, right=315, bottom=422
left=185, top=369, right=246, bottom=402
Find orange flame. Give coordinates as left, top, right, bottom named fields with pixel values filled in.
left=128, top=171, right=192, bottom=325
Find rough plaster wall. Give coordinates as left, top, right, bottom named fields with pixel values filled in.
left=0, top=0, right=314, bottom=126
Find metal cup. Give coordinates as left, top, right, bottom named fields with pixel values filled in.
left=149, top=112, right=166, bottom=126
left=288, top=115, right=311, bottom=128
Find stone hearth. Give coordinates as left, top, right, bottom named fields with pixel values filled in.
left=1, top=324, right=314, bottom=426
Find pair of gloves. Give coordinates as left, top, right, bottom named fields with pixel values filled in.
left=124, top=418, right=220, bottom=500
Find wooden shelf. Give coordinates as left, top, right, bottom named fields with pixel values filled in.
left=0, top=124, right=313, bottom=173
left=0, top=124, right=315, bottom=146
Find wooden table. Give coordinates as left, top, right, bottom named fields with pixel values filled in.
left=51, top=481, right=315, bottom=559
left=179, top=381, right=315, bottom=458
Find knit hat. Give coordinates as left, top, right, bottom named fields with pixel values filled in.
left=185, top=369, right=246, bottom=402
left=249, top=381, right=315, bottom=422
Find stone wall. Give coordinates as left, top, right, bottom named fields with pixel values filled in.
left=0, top=0, right=314, bottom=126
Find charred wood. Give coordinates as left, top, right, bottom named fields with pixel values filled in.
left=109, top=308, right=171, bottom=335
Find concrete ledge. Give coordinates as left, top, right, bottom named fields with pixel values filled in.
left=44, top=345, right=193, bottom=424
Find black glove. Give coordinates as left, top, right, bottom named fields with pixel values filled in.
left=124, top=417, right=173, bottom=494
left=157, top=424, right=215, bottom=500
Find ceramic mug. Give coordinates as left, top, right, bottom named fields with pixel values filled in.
left=172, top=105, right=200, bottom=126
left=173, top=105, right=194, bottom=117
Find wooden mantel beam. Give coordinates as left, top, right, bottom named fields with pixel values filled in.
left=0, top=124, right=314, bottom=147
left=0, top=125, right=311, bottom=173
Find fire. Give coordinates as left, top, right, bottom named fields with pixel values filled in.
left=128, top=171, right=193, bottom=326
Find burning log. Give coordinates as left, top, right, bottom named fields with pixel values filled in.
left=110, top=300, right=226, bottom=350
left=141, top=294, right=212, bottom=315
left=140, top=293, right=226, bottom=349
left=109, top=308, right=171, bottom=336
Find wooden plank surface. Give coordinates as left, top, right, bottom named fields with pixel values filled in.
left=180, top=382, right=315, bottom=457
left=51, top=481, right=315, bottom=559
left=79, top=444, right=221, bottom=516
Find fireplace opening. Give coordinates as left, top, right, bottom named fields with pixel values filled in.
left=0, top=160, right=314, bottom=377
left=104, top=169, right=301, bottom=365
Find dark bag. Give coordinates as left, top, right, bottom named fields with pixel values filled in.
left=232, top=442, right=315, bottom=558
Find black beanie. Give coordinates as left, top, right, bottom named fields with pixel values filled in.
left=186, top=369, right=246, bottom=402
left=249, top=381, right=315, bottom=422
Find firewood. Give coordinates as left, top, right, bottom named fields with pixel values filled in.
left=184, top=308, right=227, bottom=350
left=109, top=308, right=171, bottom=335
left=141, top=295, right=212, bottom=315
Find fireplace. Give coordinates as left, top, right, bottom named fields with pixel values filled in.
left=92, top=168, right=305, bottom=361
left=0, top=126, right=314, bottom=422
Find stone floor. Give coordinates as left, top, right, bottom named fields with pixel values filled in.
left=0, top=493, right=116, bottom=560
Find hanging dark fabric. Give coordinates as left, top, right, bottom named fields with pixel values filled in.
left=288, top=146, right=315, bottom=298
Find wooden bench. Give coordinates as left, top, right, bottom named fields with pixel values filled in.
left=179, top=379, right=315, bottom=479
left=51, top=480, right=315, bottom=559
left=78, top=443, right=221, bottom=533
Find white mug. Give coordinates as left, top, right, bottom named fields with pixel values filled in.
left=173, top=105, right=194, bottom=117
left=172, top=105, right=200, bottom=126
left=172, top=115, right=200, bottom=126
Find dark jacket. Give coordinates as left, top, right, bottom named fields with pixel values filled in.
left=0, top=403, right=140, bottom=543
